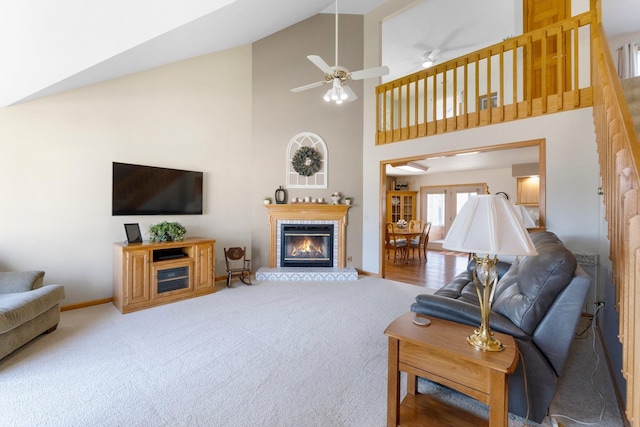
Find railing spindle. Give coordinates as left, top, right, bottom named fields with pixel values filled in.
left=475, top=53, right=480, bottom=126
left=557, top=25, right=565, bottom=110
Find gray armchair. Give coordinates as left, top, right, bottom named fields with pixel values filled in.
left=411, top=231, right=590, bottom=423
left=0, top=271, right=65, bottom=360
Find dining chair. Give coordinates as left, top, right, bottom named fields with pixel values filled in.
left=410, top=222, right=431, bottom=262
left=408, top=219, right=423, bottom=231
left=385, top=223, right=408, bottom=263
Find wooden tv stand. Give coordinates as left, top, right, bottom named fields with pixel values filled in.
left=113, top=237, right=216, bottom=314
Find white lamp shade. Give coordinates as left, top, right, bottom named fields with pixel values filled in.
left=443, top=195, right=538, bottom=256
left=513, top=205, right=537, bottom=228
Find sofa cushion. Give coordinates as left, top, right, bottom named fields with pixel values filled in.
left=0, top=285, right=65, bottom=334
left=433, top=271, right=479, bottom=303
left=434, top=259, right=513, bottom=305
left=0, top=271, right=45, bottom=294
left=492, top=232, right=577, bottom=335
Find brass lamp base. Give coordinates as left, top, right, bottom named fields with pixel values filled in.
left=467, top=329, right=504, bottom=352
left=468, top=254, right=505, bottom=352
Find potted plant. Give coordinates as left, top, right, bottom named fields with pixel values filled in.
left=148, top=221, right=186, bottom=242
left=264, top=197, right=271, bottom=205
left=344, top=197, right=353, bottom=205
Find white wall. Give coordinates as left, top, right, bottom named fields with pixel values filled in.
left=361, top=108, right=601, bottom=275
left=609, top=31, right=640, bottom=51
left=409, top=167, right=514, bottom=224
left=0, top=47, right=253, bottom=305
left=414, top=168, right=515, bottom=198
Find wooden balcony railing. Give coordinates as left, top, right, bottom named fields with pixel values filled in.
left=376, top=12, right=594, bottom=145
left=592, top=14, right=640, bottom=425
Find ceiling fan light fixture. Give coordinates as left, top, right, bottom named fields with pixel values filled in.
left=397, top=161, right=429, bottom=173
left=331, top=89, right=345, bottom=104
left=323, top=89, right=332, bottom=102
left=421, top=49, right=440, bottom=69
left=322, top=78, right=350, bottom=104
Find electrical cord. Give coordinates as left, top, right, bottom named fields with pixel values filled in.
left=575, top=314, right=594, bottom=338
left=547, top=303, right=607, bottom=426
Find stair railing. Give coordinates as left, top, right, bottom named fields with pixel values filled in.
left=376, top=12, right=594, bottom=145
left=591, top=9, right=640, bottom=423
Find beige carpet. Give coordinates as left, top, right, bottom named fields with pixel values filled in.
left=0, top=277, right=623, bottom=426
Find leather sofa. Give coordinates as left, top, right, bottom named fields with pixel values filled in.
left=411, top=231, right=590, bottom=423
left=0, top=271, right=65, bottom=360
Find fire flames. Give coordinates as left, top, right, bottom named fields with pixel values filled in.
left=290, top=238, right=325, bottom=257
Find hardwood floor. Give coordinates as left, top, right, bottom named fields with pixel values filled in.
left=384, top=249, right=470, bottom=291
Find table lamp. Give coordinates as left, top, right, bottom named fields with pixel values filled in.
left=442, top=194, right=538, bottom=351
left=513, top=204, right=537, bottom=228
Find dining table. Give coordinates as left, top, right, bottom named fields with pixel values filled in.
left=392, top=225, right=422, bottom=262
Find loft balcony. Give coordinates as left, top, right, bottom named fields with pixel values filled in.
left=375, top=12, right=594, bottom=145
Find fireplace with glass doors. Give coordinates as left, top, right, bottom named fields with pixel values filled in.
left=280, top=224, right=334, bottom=268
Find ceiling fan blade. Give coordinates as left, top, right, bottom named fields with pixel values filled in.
left=342, top=85, right=358, bottom=102
left=428, top=49, right=441, bottom=61
left=349, top=65, right=390, bottom=80
left=290, top=81, right=326, bottom=93
left=307, top=55, right=333, bottom=74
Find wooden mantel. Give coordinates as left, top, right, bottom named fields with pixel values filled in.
left=265, top=204, right=350, bottom=268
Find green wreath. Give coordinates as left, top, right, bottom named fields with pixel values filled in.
left=292, top=146, right=322, bottom=177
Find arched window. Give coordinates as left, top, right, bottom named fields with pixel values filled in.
left=286, top=132, right=328, bottom=188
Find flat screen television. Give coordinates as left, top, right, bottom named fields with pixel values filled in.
left=112, top=162, right=203, bottom=216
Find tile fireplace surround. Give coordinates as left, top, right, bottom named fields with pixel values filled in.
left=255, top=204, right=358, bottom=281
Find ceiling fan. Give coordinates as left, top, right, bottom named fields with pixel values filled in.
left=290, top=0, right=390, bottom=104
left=420, top=49, right=441, bottom=68
left=409, top=26, right=480, bottom=71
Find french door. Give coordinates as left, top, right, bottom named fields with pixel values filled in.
left=421, top=184, right=484, bottom=250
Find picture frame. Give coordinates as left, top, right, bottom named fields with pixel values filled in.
left=479, top=92, right=498, bottom=110
left=124, top=223, right=143, bottom=244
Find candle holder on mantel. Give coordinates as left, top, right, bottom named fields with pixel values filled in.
left=274, top=186, right=287, bottom=204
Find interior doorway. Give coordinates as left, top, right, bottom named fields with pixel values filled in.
left=421, top=184, right=485, bottom=250
left=524, top=0, right=571, bottom=98
left=379, top=138, right=546, bottom=282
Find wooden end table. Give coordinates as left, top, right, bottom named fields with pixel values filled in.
left=384, top=312, right=518, bottom=427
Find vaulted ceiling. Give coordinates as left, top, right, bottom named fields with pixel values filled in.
left=0, top=0, right=385, bottom=107
left=1, top=0, right=637, bottom=108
